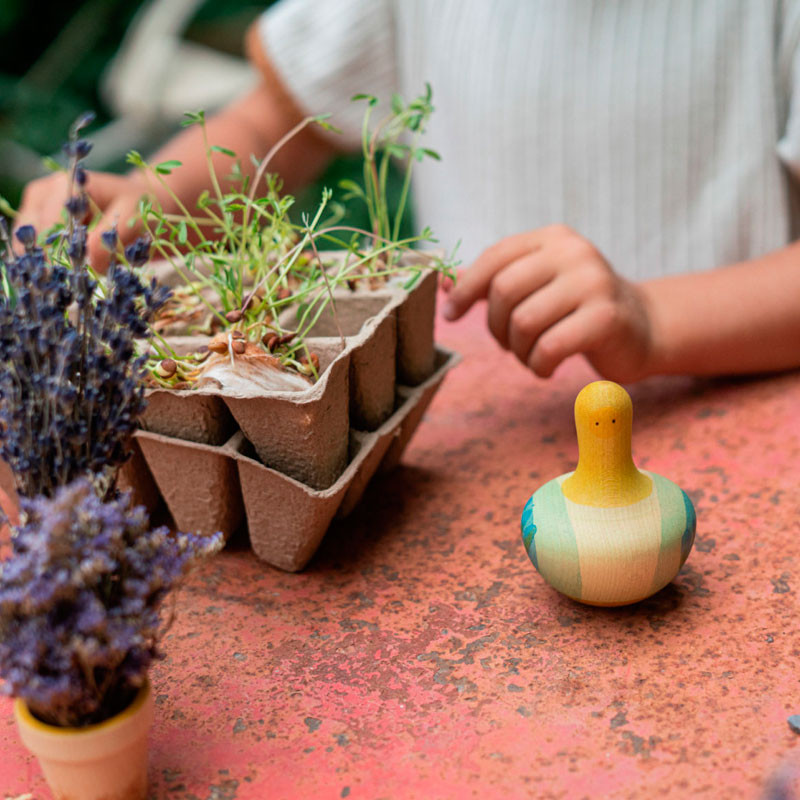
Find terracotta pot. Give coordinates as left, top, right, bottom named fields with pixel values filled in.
left=14, top=681, right=154, bottom=800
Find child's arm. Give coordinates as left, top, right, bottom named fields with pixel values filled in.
left=639, top=242, right=800, bottom=376
left=15, top=50, right=338, bottom=269
left=442, top=225, right=800, bottom=381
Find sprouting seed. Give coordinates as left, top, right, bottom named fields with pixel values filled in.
left=156, top=359, right=177, bottom=378
left=264, top=334, right=278, bottom=352
left=300, top=353, right=320, bottom=371
left=207, top=338, right=228, bottom=354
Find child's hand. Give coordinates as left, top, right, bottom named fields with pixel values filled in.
left=442, top=225, right=654, bottom=382
left=15, top=171, right=148, bottom=271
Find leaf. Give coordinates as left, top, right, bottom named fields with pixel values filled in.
left=126, top=151, right=145, bottom=167
left=177, top=221, right=188, bottom=245
left=352, top=93, right=378, bottom=106
left=211, top=145, right=236, bottom=157
left=182, top=110, right=206, bottom=127
left=421, top=147, right=441, bottom=160
left=137, top=197, right=153, bottom=218
left=155, top=160, right=183, bottom=175
left=338, top=178, right=363, bottom=192
left=338, top=178, right=366, bottom=200
left=391, top=93, right=404, bottom=114
left=41, top=156, right=65, bottom=174
left=385, top=143, right=409, bottom=159
left=402, top=271, right=422, bottom=290
left=316, top=120, right=342, bottom=134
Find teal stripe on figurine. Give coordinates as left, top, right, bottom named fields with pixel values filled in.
left=520, top=381, right=696, bottom=606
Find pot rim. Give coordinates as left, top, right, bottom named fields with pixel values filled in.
left=14, top=678, right=151, bottom=737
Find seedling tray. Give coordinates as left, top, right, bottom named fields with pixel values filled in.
left=1, top=255, right=459, bottom=573
left=138, top=264, right=438, bottom=490
left=122, top=348, right=459, bottom=571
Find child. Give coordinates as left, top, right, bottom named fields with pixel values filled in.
left=16, top=0, right=800, bottom=382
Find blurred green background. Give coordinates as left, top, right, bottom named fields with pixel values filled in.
left=0, top=0, right=404, bottom=234
left=0, top=0, right=254, bottom=201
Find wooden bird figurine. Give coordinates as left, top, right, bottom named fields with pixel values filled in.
left=521, top=381, right=696, bottom=606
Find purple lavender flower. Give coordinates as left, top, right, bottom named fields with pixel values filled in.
left=0, top=479, right=223, bottom=727
left=0, top=115, right=171, bottom=499
left=101, top=227, right=118, bottom=252
left=65, top=194, right=89, bottom=221
left=123, top=237, right=152, bottom=268
left=14, top=225, right=36, bottom=251
left=0, top=240, right=169, bottom=497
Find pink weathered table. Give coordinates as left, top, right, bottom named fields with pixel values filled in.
left=2, top=300, right=799, bottom=799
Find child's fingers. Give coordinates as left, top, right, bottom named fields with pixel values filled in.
left=527, top=303, right=609, bottom=378
left=439, top=271, right=456, bottom=292
left=486, top=252, right=553, bottom=347
left=506, top=275, right=584, bottom=364
left=442, top=231, right=541, bottom=320
left=87, top=195, right=145, bottom=272
left=13, top=173, right=71, bottom=250
left=83, top=172, right=140, bottom=211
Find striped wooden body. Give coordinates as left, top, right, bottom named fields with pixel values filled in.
left=521, top=470, right=696, bottom=606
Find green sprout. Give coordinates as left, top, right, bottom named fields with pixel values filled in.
left=128, top=87, right=457, bottom=391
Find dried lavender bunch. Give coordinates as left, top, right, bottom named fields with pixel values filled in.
left=0, top=116, right=170, bottom=499
left=0, top=479, right=223, bottom=727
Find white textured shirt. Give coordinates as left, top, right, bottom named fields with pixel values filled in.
left=257, top=0, right=800, bottom=277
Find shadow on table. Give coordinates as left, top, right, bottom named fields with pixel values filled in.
left=301, top=463, right=443, bottom=574
left=226, top=367, right=800, bottom=580
left=564, top=580, right=689, bottom=619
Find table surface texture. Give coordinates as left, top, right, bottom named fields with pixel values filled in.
left=1, top=300, right=799, bottom=799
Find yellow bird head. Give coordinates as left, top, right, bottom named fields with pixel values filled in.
left=563, top=381, right=651, bottom=507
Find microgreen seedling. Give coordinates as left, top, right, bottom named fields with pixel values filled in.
left=125, top=88, right=457, bottom=392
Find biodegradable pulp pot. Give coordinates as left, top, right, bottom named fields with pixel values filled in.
left=15, top=680, right=154, bottom=800
left=132, top=347, right=461, bottom=569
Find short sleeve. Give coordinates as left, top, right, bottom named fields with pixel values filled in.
left=776, top=1, right=800, bottom=178
left=251, top=0, right=398, bottom=150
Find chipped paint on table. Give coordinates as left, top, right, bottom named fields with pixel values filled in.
left=1, top=299, right=799, bottom=799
